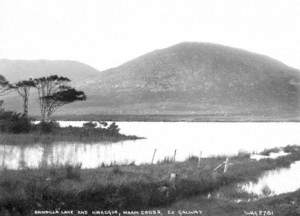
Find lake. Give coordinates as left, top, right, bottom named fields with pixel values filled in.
left=240, top=161, right=300, bottom=197
left=1, top=122, right=300, bottom=169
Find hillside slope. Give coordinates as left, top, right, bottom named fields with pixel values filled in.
left=0, top=59, right=100, bottom=84
left=80, top=42, right=300, bottom=119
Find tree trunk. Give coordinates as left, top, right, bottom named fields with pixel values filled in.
left=44, top=114, right=49, bottom=122
left=23, top=95, right=28, bottom=117
left=20, top=88, right=29, bottom=118
left=41, top=110, right=46, bottom=122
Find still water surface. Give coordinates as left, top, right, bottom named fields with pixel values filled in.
left=240, top=161, right=300, bottom=196
left=0, top=122, right=300, bottom=169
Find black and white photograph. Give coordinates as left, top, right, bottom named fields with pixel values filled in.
left=0, top=0, right=300, bottom=215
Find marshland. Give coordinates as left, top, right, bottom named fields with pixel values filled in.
left=0, top=144, right=300, bottom=215
left=1, top=119, right=300, bottom=215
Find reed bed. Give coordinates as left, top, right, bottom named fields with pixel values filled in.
left=0, top=145, right=299, bottom=215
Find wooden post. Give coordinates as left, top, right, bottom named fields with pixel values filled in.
left=198, top=151, right=202, bottom=168
left=1, top=144, right=6, bottom=169
left=224, top=157, right=229, bottom=173
left=169, top=173, right=177, bottom=189
left=151, top=149, right=157, bottom=164
left=213, top=162, right=224, bottom=172
left=173, top=149, right=177, bottom=162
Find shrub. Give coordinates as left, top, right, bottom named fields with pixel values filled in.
left=260, top=148, right=280, bottom=156
left=186, top=155, right=199, bottom=162
left=83, top=121, right=97, bottom=129
left=236, top=150, right=251, bottom=158
left=261, top=185, right=272, bottom=197
left=0, top=111, right=32, bottom=133
left=111, top=166, right=122, bottom=175
left=65, top=164, right=82, bottom=181
left=106, top=122, right=120, bottom=135
left=99, top=121, right=108, bottom=127
left=36, top=121, right=60, bottom=133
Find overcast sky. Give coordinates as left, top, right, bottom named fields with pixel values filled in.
left=0, top=0, right=300, bottom=71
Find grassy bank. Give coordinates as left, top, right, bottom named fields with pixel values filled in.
left=0, top=125, right=140, bottom=145
left=163, top=188, right=300, bottom=216
left=0, top=145, right=299, bottom=215
left=0, top=111, right=140, bottom=144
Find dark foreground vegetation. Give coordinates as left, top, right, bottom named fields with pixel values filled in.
left=0, top=110, right=139, bottom=144
left=0, top=145, right=299, bottom=215
left=165, top=188, right=300, bottom=216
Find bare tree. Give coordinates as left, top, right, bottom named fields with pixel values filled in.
left=0, top=75, right=10, bottom=95
left=12, top=79, right=35, bottom=117
left=0, top=75, right=11, bottom=111
left=34, top=75, right=86, bottom=121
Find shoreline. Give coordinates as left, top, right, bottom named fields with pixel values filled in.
left=0, top=145, right=299, bottom=215
left=50, top=114, right=300, bottom=122
left=0, top=127, right=141, bottom=145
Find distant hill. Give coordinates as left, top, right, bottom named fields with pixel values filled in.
left=1, top=43, right=300, bottom=121
left=0, top=59, right=100, bottom=84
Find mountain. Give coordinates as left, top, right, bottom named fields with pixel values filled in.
left=0, top=59, right=100, bottom=84
left=1, top=43, right=300, bottom=121
left=76, top=42, right=300, bottom=120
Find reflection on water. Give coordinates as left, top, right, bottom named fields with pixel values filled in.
left=240, top=161, right=300, bottom=196
left=0, top=122, right=300, bottom=169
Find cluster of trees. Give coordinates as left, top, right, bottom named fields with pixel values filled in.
left=0, top=75, right=86, bottom=122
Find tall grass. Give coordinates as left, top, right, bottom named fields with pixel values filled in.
left=0, top=145, right=299, bottom=215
